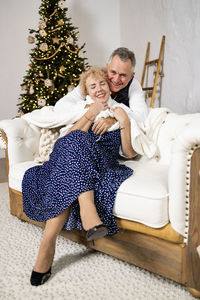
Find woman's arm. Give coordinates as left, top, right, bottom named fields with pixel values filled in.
left=66, top=101, right=109, bottom=134
left=111, top=107, right=136, bottom=158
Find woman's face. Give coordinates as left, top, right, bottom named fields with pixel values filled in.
left=85, top=75, right=110, bottom=103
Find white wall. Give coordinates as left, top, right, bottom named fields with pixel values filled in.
left=0, top=0, right=41, bottom=120
left=120, top=0, right=200, bottom=113
left=67, top=0, right=120, bottom=66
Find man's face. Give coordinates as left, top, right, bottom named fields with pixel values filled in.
left=107, top=55, right=134, bottom=93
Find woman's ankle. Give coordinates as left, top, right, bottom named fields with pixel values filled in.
left=34, top=241, right=55, bottom=273
left=80, top=209, right=102, bottom=231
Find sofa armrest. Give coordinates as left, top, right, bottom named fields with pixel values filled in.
left=168, top=117, right=200, bottom=240
left=0, top=118, right=41, bottom=166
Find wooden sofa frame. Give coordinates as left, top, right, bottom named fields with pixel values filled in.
left=2, top=130, right=200, bottom=298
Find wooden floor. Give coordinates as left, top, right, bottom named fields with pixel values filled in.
left=0, top=158, right=7, bottom=183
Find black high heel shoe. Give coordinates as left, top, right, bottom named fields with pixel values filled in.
left=86, top=224, right=108, bottom=241
left=30, top=267, right=51, bottom=286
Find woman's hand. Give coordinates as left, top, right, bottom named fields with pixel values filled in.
left=92, top=117, right=116, bottom=135
left=89, top=101, right=109, bottom=117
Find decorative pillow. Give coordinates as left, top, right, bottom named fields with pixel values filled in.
left=34, top=128, right=60, bottom=163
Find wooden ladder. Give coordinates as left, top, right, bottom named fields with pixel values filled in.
left=141, top=35, right=165, bottom=108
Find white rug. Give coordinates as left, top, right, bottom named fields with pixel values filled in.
left=0, top=183, right=193, bottom=300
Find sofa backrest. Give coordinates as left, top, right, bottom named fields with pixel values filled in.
left=1, top=118, right=41, bottom=166
left=152, top=112, right=200, bottom=165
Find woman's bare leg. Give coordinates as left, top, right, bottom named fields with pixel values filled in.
left=34, top=190, right=103, bottom=272
left=78, top=190, right=102, bottom=230
left=33, top=209, right=69, bottom=273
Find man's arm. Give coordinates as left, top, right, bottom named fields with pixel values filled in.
left=128, top=78, right=149, bottom=122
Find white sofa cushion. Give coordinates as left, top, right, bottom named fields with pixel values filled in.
left=114, top=159, right=169, bottom=227
left=9, top=161, right=42, bottom=192
left=9, top=158, right=169, bottom=228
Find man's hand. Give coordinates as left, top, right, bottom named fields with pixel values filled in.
left=92, top=117, right=117, bottom=135
left=110, top=107, right=129, bottom=126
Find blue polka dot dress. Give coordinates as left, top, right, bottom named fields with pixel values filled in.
left=22, top=127, right=133, bottom=236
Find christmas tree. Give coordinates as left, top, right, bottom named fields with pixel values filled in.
left=18, top=0, right=88, bottom=115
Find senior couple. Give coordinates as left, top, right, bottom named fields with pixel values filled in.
left=22, top=47, right=149, bottom=285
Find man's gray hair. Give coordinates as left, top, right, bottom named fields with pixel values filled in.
left=109, top=47, right=136, bottom=70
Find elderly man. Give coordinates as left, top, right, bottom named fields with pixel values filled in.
left=55, top=47, right=148, bottom=134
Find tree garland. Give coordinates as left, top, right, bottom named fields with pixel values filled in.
left=34, top=42, right=79, bottom=61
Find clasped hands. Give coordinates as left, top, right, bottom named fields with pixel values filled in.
left=85, top=102, right=129, bottom=136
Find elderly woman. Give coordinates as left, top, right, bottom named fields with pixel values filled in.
left=22, top=66, right=136, bottom=286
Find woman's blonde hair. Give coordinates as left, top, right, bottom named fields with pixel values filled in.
left=79, top=66, right=108, bottom=97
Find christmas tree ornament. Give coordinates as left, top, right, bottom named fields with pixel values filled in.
left=39, top=71, right=44, bottom=77
left=38, top=98, right=46, bottom=106
left=52, top=37, right=60, bottom=44
left=17, top=97, right=24, bottom=104
left=39, top=43, right=48, bottom=52
left=39, top=20, right=47, bottom=29
left=21, top=85, right=28, bottom=94
left=29, top=86, right=34, bottom=94
left=28, top=36, right=35, bottom=44
left=68, top=85, right=75, bottom=92
left=29, top=85, right=34, bottom=95
left=58, top=19, right=64, bottom=26
left=58, top=0, right=65, bottom=9
left=39, top=29, right=47, bottom=37
left=67, top=36, right=74, bottom=44
left=59, top=65, right=65, bottom=73
left=44, top=79, right=53, bottom=87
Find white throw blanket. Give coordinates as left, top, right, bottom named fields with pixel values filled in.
left=21, top=96, right=122, bottom=130
left=21, top=97, right=171, bottom=159
left=130, top=107, right=171, bottom=158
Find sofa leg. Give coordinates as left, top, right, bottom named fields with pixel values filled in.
left=188, top=288, right=200, bottom=298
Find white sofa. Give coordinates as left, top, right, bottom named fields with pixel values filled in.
left=1, top=108, right=200, bottom=297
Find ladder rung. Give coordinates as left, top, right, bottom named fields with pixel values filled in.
left=145, top=93, right=152, bottom=98
left=143, top=87, right=153, bottom=91
left=145, top=59, right=158, bottom=65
